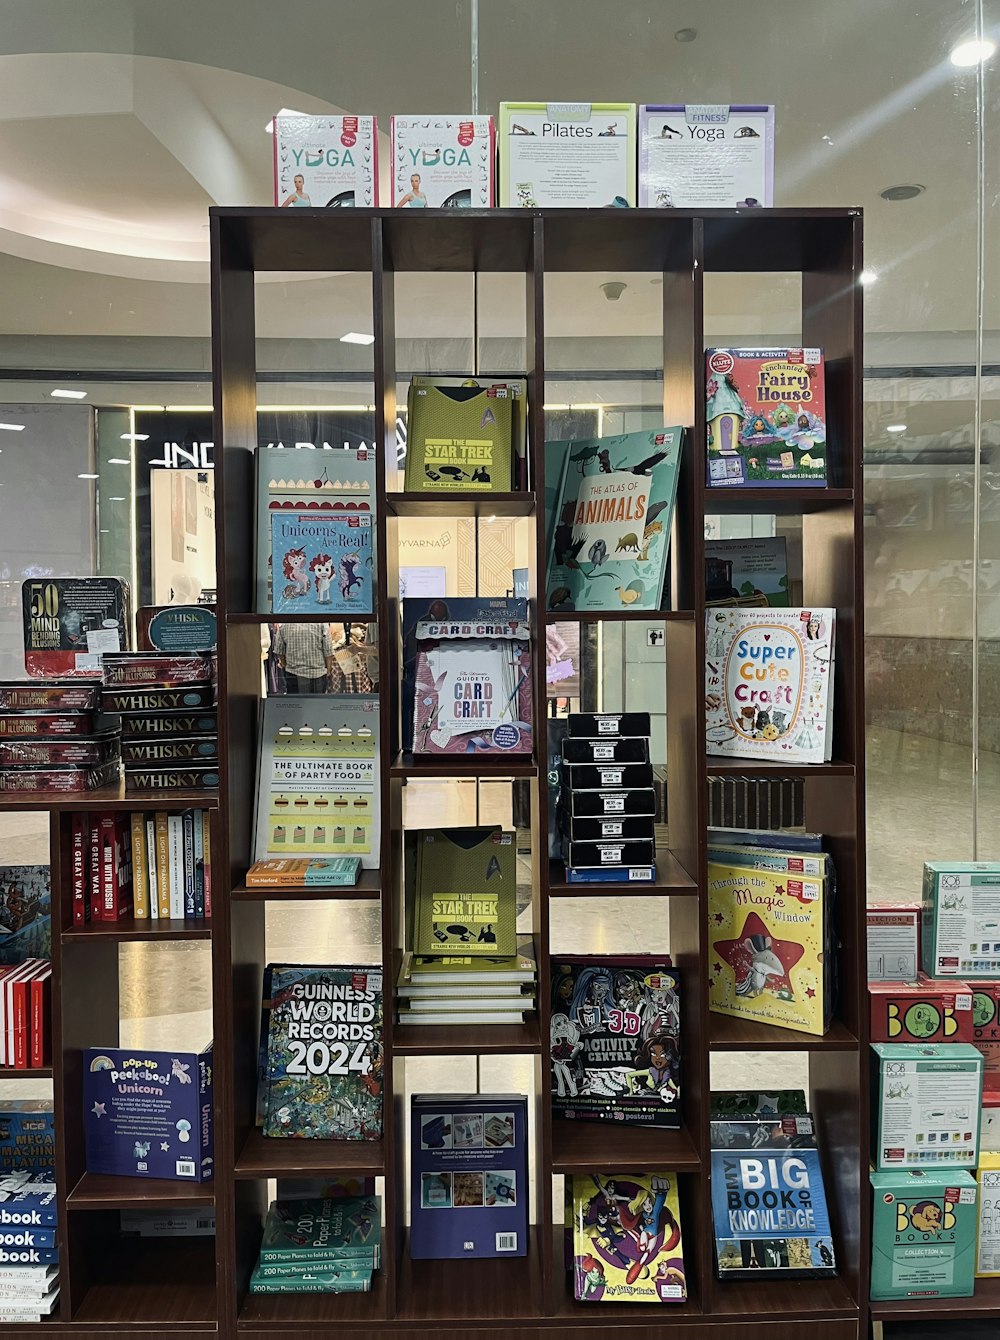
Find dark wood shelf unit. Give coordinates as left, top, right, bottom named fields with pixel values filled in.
left=870, top=1278, right=1000, bottom=1320
left=68, top=1236, right=216, bottom=1327
left=551, top=1119, right=700, bottom=1173
left=0, top=784, right=218, bottom=812
left=234, top=1128, right=385, bottom=1179
left=392, top=1019, right=541, bottom=1057
left=706, top=756, right=855, bottom=777
left=390, top=751, right=539, bottom=778
left=62, top=916, right=211, bottom=942
left=385, top=490, right=535, bottom=517
left=396, top=1228, right=542, bottom=1322
left=67, top=1172, right=215, bottom=1209
left=0, top=1064, right=51, bottom=1079
left=227, top=611, right=377, bottom=626
left=708, top=1015, right=859, bottom=1051
left=238, top=1270, right=387, bottom=1330
left=543, top=607, right=696, bottom=624
left=703, top=486, right=854, bottom=515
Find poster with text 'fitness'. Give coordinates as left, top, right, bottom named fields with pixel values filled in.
left=639, top=105, right=774, bottom=208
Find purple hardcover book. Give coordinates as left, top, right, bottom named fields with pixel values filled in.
left=410, top=1093, right=527, bottom=1259
left=83, top=1044, right=214, bottom=1181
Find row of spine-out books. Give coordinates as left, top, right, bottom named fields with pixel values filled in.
left=70, top=810, right=212, bottom=922
left=0, top=963, right=49, bottom=1070
left=0, top=1103, right=59, bottom=1322
left=249, top=1195, right=381, bottom=1293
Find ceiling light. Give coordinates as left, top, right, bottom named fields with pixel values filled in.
left=950, top=37, right=996, bottom=67
left=108, top=496, right=126, bottom=502
left=78, top=473, right=99, bottom=480
left=880, top=184, right=925, bottom=202
left=886, top=424, right=907, bottom=434
left=107, top=457, right=130, bottom=464
left=674, top=27, right=697, bottom=42
left=860, top=269, right=878, bottom=286
left=339, top=332, right=376, bottom=346
left=265, top=107, right=308, bottom=134
left=0, top=423, right=24, bottom=432
left=51, top=388, right=87, bottom=400
left=120, top=433, right=148, bottom=441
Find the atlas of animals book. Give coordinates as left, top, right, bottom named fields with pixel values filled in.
left=707, top=860, right=833, bottom=1036
left=270, top=511, right=372, bottom=616
left=550, top=957, right=680, bottom=1128
left=704, top=607, right=835, bottom=764
left=262, top=965, right=383, bottom=1141
left=569, top=1171, right=686, bottom=1302
left=413, top=828, right=517, bottom=957
left=254, top=446, right=375, bottom=612
left=545, top=427, right=684, bottom=612
left=252, top=695, right=380, bottom=868
left=404, top=597, right=533, bottom=757
left=404, top=380, right=513, bottom=493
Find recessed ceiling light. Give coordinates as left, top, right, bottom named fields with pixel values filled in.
left=78, top=473, right=99, bottom=480
left=108, top=496, right=126, bottom=502
left=860, top=269, right=878, bottom=286
left=107, top=457, right=131, bottom=464
left=340, top=332, right=376, bottom=345
left=51, top=388, right=87, bottom=399
left=886, top=424, right=907, bottom=434
left=265, top=107, right=308, bottom=134
left=120, top=433, right=149, bottom=441
left=950, top=37, right=996, bottom=67
left=674, top=27, right=697, bottom=41
left=880, top=184, right=925, bottom=202
left=0, top=423, right=24, bottom=432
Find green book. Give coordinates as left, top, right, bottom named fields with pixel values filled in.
left=249, top=1263, right=372, bottom=1294
left=404, top=380, right=514, bottom=492
left=258, top=1197, right=381, bottom=1268
left=413, top=828, right=517, bottom=957
left=404, top=945, right=536, bottom=985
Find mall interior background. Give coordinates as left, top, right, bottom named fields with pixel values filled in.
left=0, top=0, right=996, bottom=1108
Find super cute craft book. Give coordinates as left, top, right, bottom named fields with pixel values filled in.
left=545, top=427, right=684, bottom=613
left=704, top=608, right=835, bottom=764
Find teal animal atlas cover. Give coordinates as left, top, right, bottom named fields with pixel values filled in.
left=545, top=427, right=684, bottom=612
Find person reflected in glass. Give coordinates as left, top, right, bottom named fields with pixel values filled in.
left=273, top=622, right=333, bottom=693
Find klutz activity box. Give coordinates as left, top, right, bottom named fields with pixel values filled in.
left=706, top=348, right=828, bottom=488
left=869, top=976, right=974, bottom=1044
left=871, top=1042, right=983, bottom=1171
left=922, top=861, right=1000, bottom=979
left=870, top=1168, right=977, bottom=1300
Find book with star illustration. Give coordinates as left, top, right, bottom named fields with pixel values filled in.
left=83, top=1044, right=214, bottom=1181
left=707, top=860, right=834, bottom=1036
left=704, top=607, right=835, bottom=765
left=404, top=378, right=514, bottom=493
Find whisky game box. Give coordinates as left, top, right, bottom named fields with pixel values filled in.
left=124, top=763, right=220, bottom=792
left=121, top=737, right=219, bottom=764
left=869, top=976, right=974, bottom=1044
left=83, top=1045, right=214, bottom=1181
left=119, top=709, right=216, bottom=739
left=102, top=684, right=215, bottom=714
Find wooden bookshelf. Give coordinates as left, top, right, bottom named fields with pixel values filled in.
left=0, top=208, right=873, bottom=1337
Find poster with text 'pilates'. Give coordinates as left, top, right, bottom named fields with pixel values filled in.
left=499, top=103, right=636, bottom=208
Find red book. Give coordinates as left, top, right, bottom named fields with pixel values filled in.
left=100, top=813, right=134, bottom=921
left=4, top=963, right=36, bottom=1068
left=89, top=815, right=102, bottom=920
left=30, top=965, right=51, bottom=1069
left=11, top=970, right=32, bottom=1071
left=71, top=812, right=89, bottom=925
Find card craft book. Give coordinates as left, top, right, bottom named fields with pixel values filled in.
left=403, top=596, right=532, bottom=757
left=708, top=859, right=833, bottom=1036
left=705, top=606, right=835, bottom=765
left=252, top=694, right=380, bottom=868
left=253, top=446, right=375, bottom=612
left=404, top=379, right=514, bottom=493
left=413, top=828, right=517, bottom=957
left=710, top=1113, right=836, bottom=1278
left=261, top=965, right=383, bottom=1141
left=545, top=427, right=684, bottom=613
left=550, top=957, right=681, bottom=1128
left=706, top=348, right=828, bottom=488
left=569, top=1171, right=686, bottom=1302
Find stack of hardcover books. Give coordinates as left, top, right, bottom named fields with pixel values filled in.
left=0, top=680, right=120, bottom=794
left=397, top=944, right=536, bottom=1026
left=0, top=963, right=50, bottom=1070
left=558, top=713, right=656, bottom=884
left=0, top=1103, right=58, bottom=1322
left=70, top=810, right=212, bottom=922
left=100, top=652, right=218, bottom=792
left=249, top=1196, right=380, bottom=1294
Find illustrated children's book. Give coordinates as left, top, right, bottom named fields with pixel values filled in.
left=710, top=1113, right=836, bottom=1278
left=705, top=537, right=789, bottom=607
left=22, top=577, right=130, bottom=678
left=404, top=380, right=514, bottom=493
left=706, top=348, right=827, bottom=488
left=254, top=446, right=375, bottom=612
left=410, top=1093, right=528, bottom=1259
left=258, top=1195, right=381, bottom=1267
left=921, top=861, right=1000, bottom=979
left=391, top=115, right=495, bottom=208
left=413, top=828, right=517, bottom=957
left=0, top=869, right=50, bottom=965
left=0, top=1104, right=54, bottom=1174
left=251, top=695, right=380, bottom=868
left=871, top=1042, right=983, bottom=1171
left=569, top=1171, right=686, bottom=1302
left=498, top=102, right=637, bottom=208
left=261, top=965, right=382, bottom=1141
left=545, top=427, right=684, bottom=613
left=402, top=597, right=532, bottom=757
left=870, top=1169, right=977, bottom=1299
left=639, top=105, right=774, bottom=209
left=708, top=859, right=833, bottom=1036
left=704, top=606, right=835, bottom=764
left=272, top=114, right=378, bottom=209
left=270, top=510, right=372, bottom=616
left=550, top=957, right=680, bottom=1128
left=83, top=1045, right=214, bottom=1181
left=978, top=1152, right=1000, bottom=1276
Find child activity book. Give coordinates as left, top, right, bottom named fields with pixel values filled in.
left=546, top=427, right=684, bottom=613
left=705, top=607, right=835, bottom=764
left=569, top=1171, right=687, bottom=1302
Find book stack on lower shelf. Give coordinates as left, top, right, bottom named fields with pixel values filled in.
left=0, top=1103, right=57, bottom=1323
left=250, top=1195, right=381, bottom=1295
left=397, top=945, right=536, bottom=1026
left=0, top=961, right=50, bottom=1070
left=71, top=809, right=212, bottom=922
